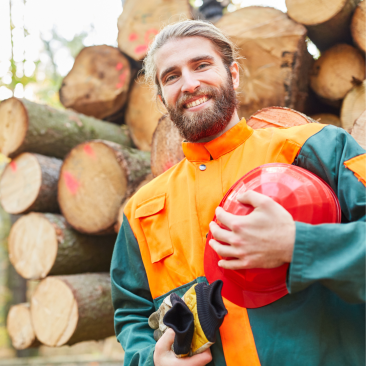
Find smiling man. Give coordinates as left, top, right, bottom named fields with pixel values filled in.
left=111, top=20, right=366, bottom=366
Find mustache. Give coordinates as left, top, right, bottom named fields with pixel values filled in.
left=176, top=87, right=218, bottom=109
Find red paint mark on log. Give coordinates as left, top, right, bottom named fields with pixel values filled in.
left=83, top=144, right=95, bottom=158
left=116, top=62, right=123, bottom=71
left=116, top=82, right=123, bottom=89
left=135, top=44, right=148, bottom=54
left=10, top=161, right=17, bottom=172
left=164, top=161, right=173, bottom=172
left=129, top=33, right=138, bottom=42
left=63, top=171, right=80, bottom=195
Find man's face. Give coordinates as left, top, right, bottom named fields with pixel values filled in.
left=155, top=36, right=239, bottom=142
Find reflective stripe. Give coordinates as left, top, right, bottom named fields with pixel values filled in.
left=344, top=154, right=366, bottom=186
left=220, top=298, right=261, bottom=366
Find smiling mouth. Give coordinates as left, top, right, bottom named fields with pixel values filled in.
left=184, top=96, right=210, bottom=109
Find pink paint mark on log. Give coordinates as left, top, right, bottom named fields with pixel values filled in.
left=63, top=171, right=80, bottom=195
left=135, top=44, right=148, bottom=54
left=118, top=70, right=128, bottom=87
left=129, top=33, right=138, bottom=42
left=116, top=62, right=123, bottom=71
left=10, top=161, right=17, bottom=172
left=163, top=161, right=173, bottom=172
left=116, top=82, right=123, bottom=89
left=83, top=144, right=95, bottom=158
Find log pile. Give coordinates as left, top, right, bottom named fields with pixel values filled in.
left=0, top=0, right=365, bottom=352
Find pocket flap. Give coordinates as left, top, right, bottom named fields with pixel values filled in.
left=135, top=194, right=166, bottom=219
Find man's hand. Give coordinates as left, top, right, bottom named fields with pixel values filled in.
left=154, top=329, right=212, bottom=366
left=208, top=190, right=295, bottom=270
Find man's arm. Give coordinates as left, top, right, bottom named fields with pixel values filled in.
left=288, top=125, right=365, bottom=303
left=209, top=125, right=365, bottom=303
left=111, top=214, right=156, bottom=366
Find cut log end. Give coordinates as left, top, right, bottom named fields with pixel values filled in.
left=31, top=274, right=114, bottom=347
left=0, top=153, right=41, bottom=214
left=9, top=213, right=58, bottom=280
left=7, top=303, right=40, bottom=350
left=310, top=44, right=365, bottom=104
left=351, top=1, right=366, bottom=53
left=247, top=106, right=315, bottom=129
left=286, top=0, right=349, bottom=25
left=58, top=141, right=128, bottom=234
left=151, top=115, right=184, bottom=177
left=0, top=153, right=61, bottom=214
left=125, top=76, right=164, bottom=151
left=0, top=98, right=28, bottom=157
left=31, top=277, right=78, bottom=347
left=351, top=110, right=366, bottom=149
left=59, top=45, right=132, bottom=120
left=341, top=80, right=366, bottom=132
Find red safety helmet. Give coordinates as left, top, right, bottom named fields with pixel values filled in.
left=204, top=163, right=341, bottom=308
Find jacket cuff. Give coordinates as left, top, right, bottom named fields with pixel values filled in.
left=287, top=221, right=313, bottom=294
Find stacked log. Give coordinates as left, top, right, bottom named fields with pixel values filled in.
left=286, top=0, right=360, bottom=51
left=7, top=303, right=40, bottom=350
left=59, top=45, right=133, bottom=121
left=0, top=153, right=61, bottom=214
left=8, top=213, right=115, bottom=280
left=58, top=140, right=150, bottom=234
left=309, top=44, right=365, bottom=107
left=125, top=75, right=164, bottom=151
left=117, top=0, right=192, bottom=61
left=351, top=111, right=366, bottom=149
left=31, top=274, right=114, bottom=346
left=341, top=80, right=366, bottom=132
left=215, top=6, right=312, bottom=119
left=351, top=1, right=366, bottom=52
left=0, top=98, right=132, bottom=158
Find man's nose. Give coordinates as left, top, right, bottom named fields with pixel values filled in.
left=181, top=71, right=200, bottom=94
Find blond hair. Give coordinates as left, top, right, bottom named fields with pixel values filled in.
left=143, top=19, right=239, bottom=96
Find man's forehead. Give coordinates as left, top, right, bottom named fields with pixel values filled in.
left=155, top=36, right=220, bottom=79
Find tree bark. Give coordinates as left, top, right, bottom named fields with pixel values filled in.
left=341, top=80, right=366, bottom=132
left=310, top=113, right=341, bottom=127
left=286, top=0, right=361, bottom=51
left=58, top=140, right=151, bottom=234
left=151, top=115, right=184, bottom=178
left=115, top=173, right=153, bottom=233
left=0, top=98, right=132, bottom=159
left=246, top=106, right=317, bottom=129
left=7, top=303, right=40, bottom=350
left=117, top=0, right=192, bottom=61
left=59, top=45, right=133, bottom=121
left=351, top=1, right=366, bottom=53
left=309, top=44, right=365, bottom=107
left=8, top=213, right=116, bottom=280
left=215, top=6, right=311, bottom=119
left=351, top=110, right=366, bottom=149
left=31, top=274, right=114, bottom=346
left=0, top=153, right=61, bottom=214
left=125, top=75, right=164, bottom=151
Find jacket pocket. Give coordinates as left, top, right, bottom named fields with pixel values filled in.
left=276, top=139, right=301, bottom=164
left=135, top=194, right=173, bottom=263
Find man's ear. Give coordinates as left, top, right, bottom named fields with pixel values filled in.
left=230, top=62, right=240, bottom=90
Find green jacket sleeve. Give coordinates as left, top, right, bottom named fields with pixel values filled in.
left=289, top=125, right=366, bottom=303
left=111, top=214, right=155, bottom=366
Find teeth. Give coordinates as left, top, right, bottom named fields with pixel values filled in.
left=186, top=97, right=209, bottom=109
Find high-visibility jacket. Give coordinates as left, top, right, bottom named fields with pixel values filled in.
left=111, top=119, right=366, bottom=366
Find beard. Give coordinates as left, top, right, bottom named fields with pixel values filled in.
left=165, top=75, right=238, bottom=142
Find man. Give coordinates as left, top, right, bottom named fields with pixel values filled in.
left=111, top=20, right=365, bottom=366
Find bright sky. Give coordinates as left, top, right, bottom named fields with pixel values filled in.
left=0, top=0, right=288, bottom=101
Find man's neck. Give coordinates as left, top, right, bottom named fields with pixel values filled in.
left=195, top=109, right=241, bottom=143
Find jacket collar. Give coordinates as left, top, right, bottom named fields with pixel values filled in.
left=182, top=118, right=253, bottom=162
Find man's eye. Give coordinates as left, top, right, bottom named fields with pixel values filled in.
left=166, top=75, right=177, bottom=82
left=197, top=63, right=209, bottom=70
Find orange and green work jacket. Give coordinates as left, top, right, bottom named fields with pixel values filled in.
left=111, top=119, right=366, bottom=366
